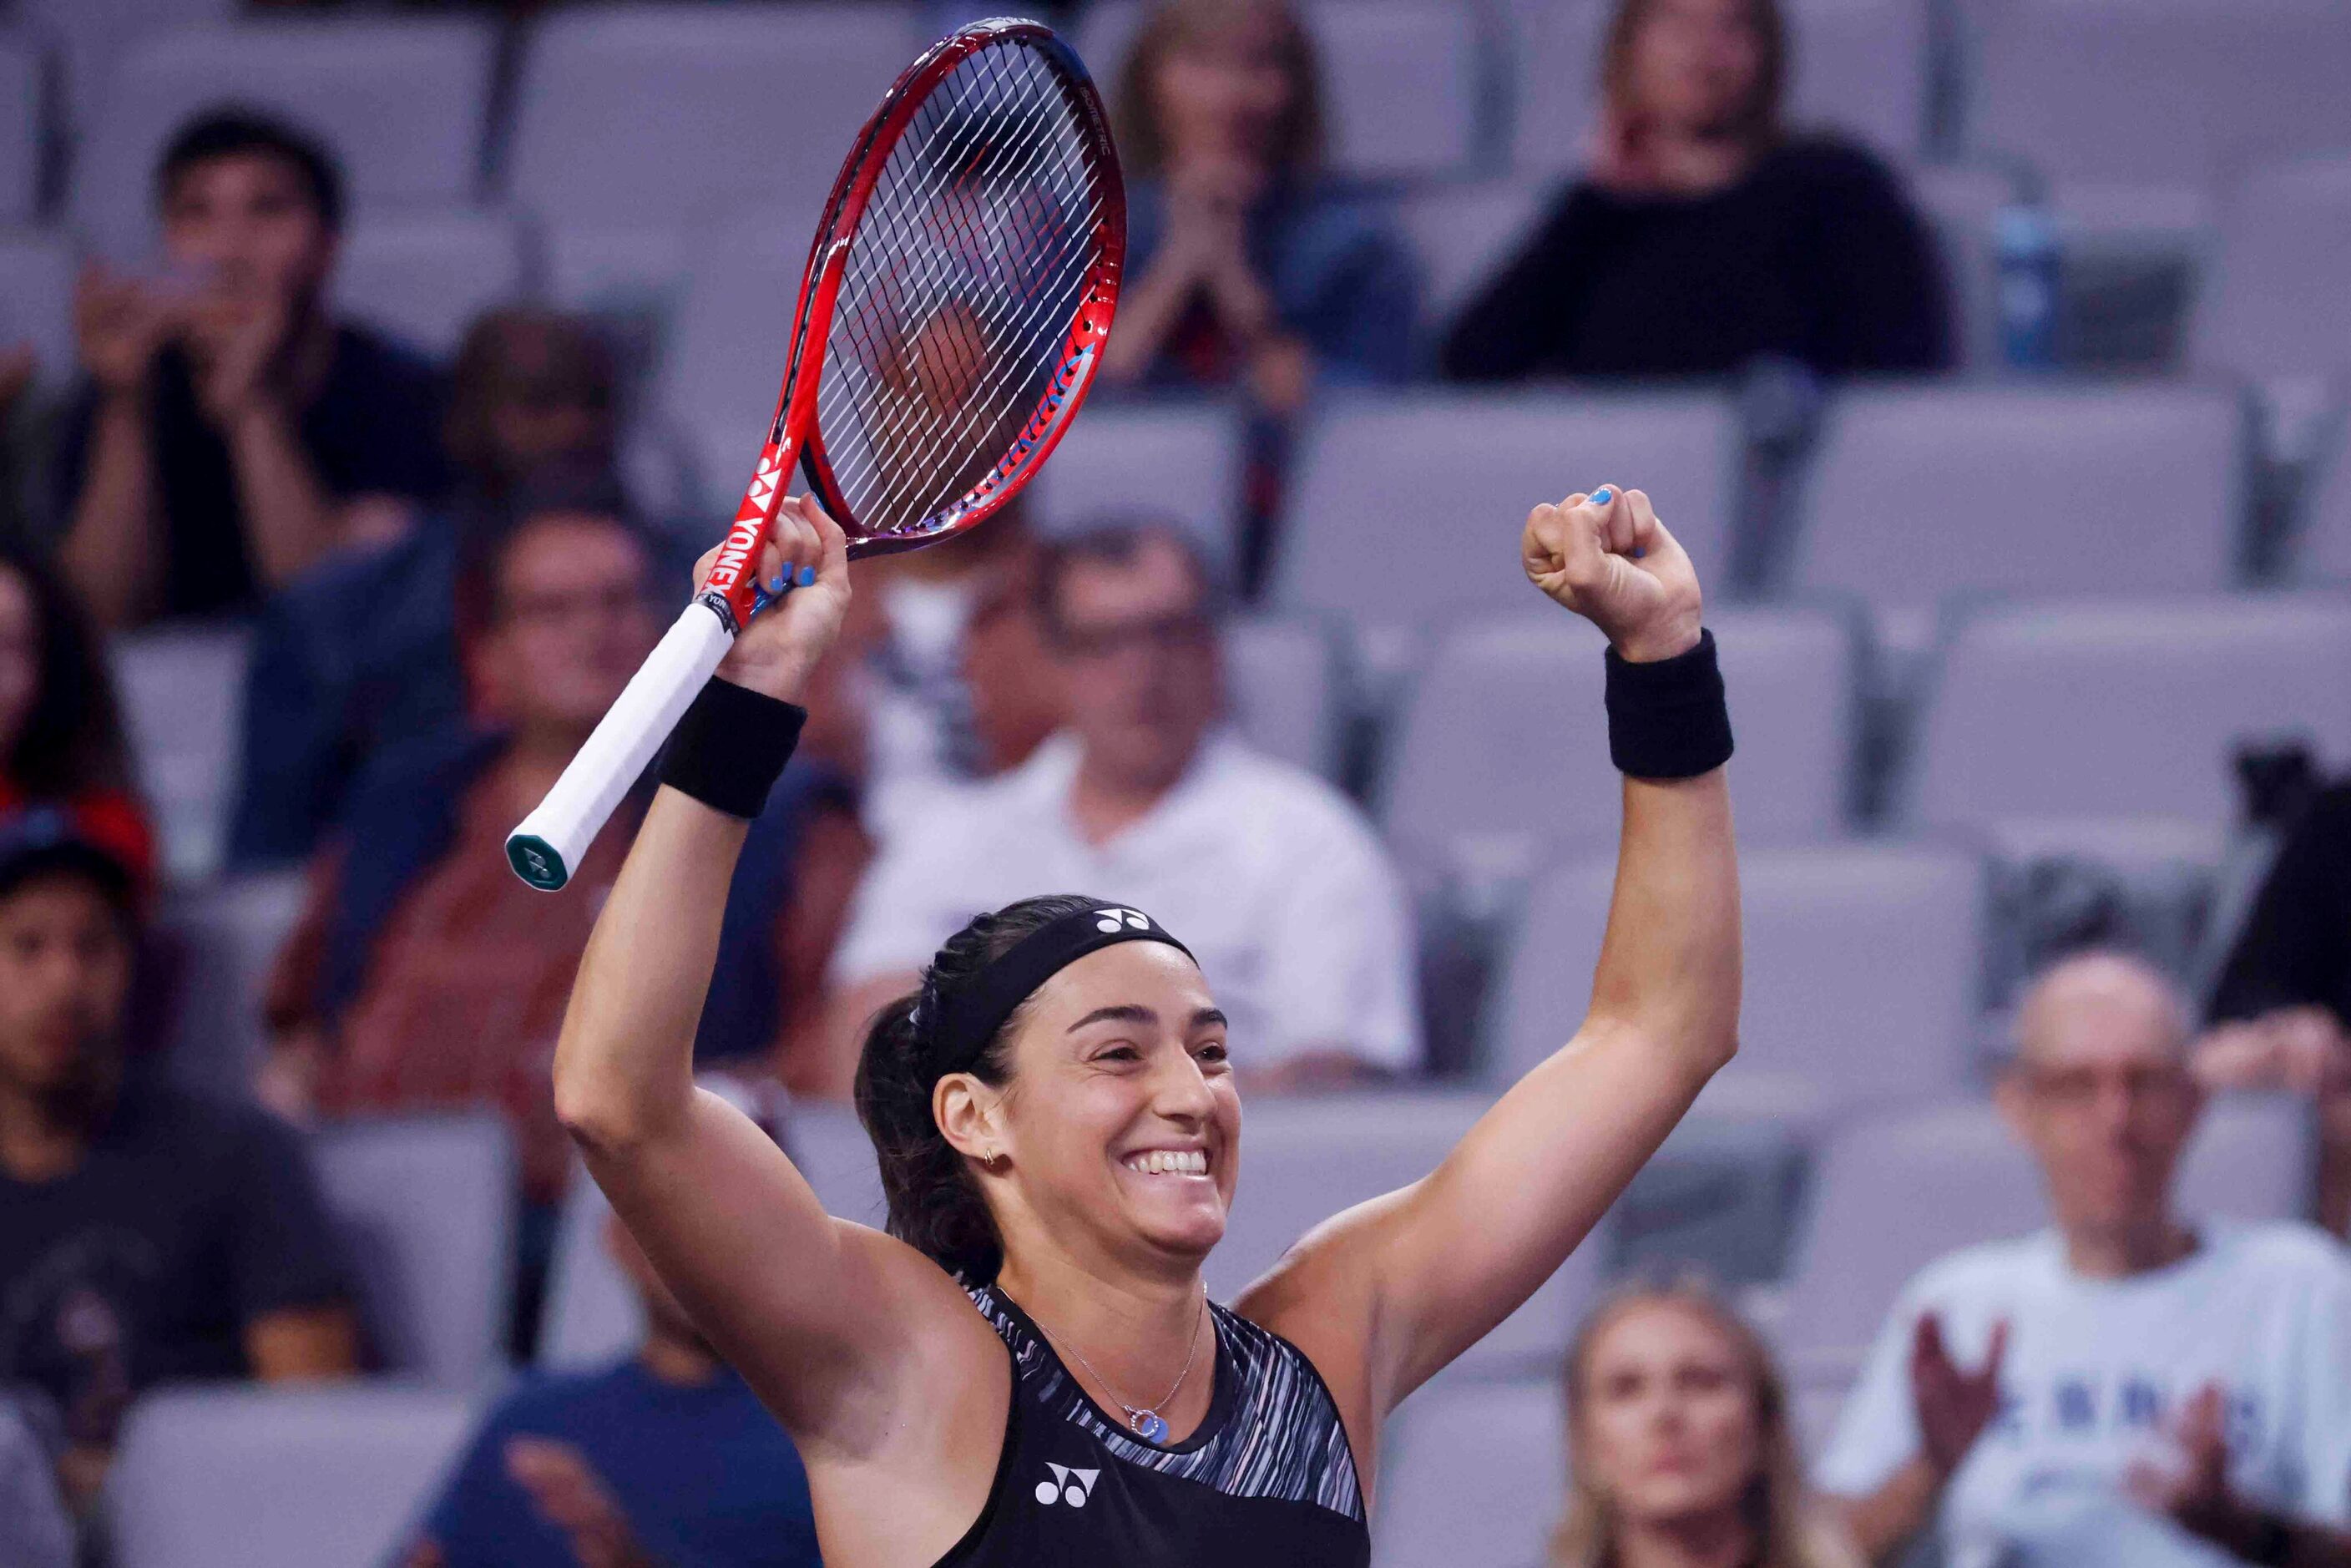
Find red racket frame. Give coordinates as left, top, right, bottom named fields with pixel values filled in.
left=699, top=18, right=1126, bottom=632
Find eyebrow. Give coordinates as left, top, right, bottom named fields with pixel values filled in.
left=1063, top=1004, right=1230, bottom=1034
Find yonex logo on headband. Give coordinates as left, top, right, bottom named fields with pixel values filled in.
left=1094, top=908, right=1151, bottom=933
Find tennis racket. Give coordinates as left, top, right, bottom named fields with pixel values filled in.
left=507, top=17, right=1124, bottom=890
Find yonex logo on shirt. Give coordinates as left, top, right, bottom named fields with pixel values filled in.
left=1034, top=1463, right=1100, bottom=1507
left=1094, top=908, right=1151, bottom=934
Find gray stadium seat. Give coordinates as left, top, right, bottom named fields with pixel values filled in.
left=1509, top=0, right=1929, bottom=173
left=1906, top=164, right=2009, bottom=372
left=2304, top=438, right=2351, bottom=585
left=1968, top=0, right=2351, bottom=189
left=312, top=1112, right=518, bottom=1388
left=1782, top=1095, right=2314, bottom=1363
left=72, top=20, right=497, bottom=261
left=17, top=0, right=237, bottom=134
left=0, top=39, right=37, bottom=225
left=331, top=208, right=528, bottom=358
left=111, top=625, right=252, bottom=883
left=1225, top=616, right=1343, bottom=780
left=505, top=5, right=923, bottom=230
left=1029, top=402, right=1247, bottom=562
left=1207, top=1093, right=1606, bottom=1375
left=1077, top=1, right=1479, bottom=183
left=1786, top=382, right=2247, bottom=607
left=2189, top=153, right=2351, bottom=382
left=538, top=1163, right=640, bottom=1371
left=1904, top=594, right=2351, bottom=831
left=106, top=1384, right=475, bottom=1568
left=1273, top=391, right=1738, bottom=628
left=1488, top=843, right=1987, bottom=1112
left=1381, top=605, right=1858, bottom=863
left=1396, top=178, right=1551, bottom=347
left=1373, top=1375, right=1567, bottom=1568
left=0, top=231, right=74, bottom=388
left=790, top=1098, right=890, bottom=1230
left=153, top=871, right=308, bottom=1099
left=544, top=220, right=693, bottom=321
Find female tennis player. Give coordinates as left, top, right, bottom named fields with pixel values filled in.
left=552, top=479, right=1741, bottom=1567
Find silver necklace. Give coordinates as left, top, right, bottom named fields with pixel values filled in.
left=1032, top=1285, right=1210, bottom=1444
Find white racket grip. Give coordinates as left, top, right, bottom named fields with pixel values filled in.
left=506, top=600, right=736, bottom=890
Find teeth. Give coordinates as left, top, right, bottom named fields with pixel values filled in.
left=1125, top=1150, right=1208, bottom=1176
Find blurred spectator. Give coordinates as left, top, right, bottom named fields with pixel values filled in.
left=53, top=109, right=449, bottom=630
left=828, top=518, right=1418, bottom=1092
left=1, top=343, right=47, bottom=545
left=1443, top=0, right=1949, bottom=382
left=1820, top=952, right=2351, bottom=1568
left=0, top=543, right=155, bottom=883
left=0, top=804, right=356, bottom=1515
left=402, top=1212, right=821, bottom=1568
left=260, top=478, right=862, bottom=1207
left=958, top=544, right=1062, bottom=780
left=2200, top=781, right=2351, bottom=1237
left=227, top=310, right=623, bottom=869
left=1549, top=1281, right=1862, bottom=1568
left=0, top=1395, right=72, bottom=1568
left=1101, top=0, right=1418, bottom=412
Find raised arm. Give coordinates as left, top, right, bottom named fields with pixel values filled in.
left=550, top=501, right=988, bottom=1457
left=1246, top=486, right=1739, bottom=1412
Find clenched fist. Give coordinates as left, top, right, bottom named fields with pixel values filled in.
left=1522, top=485, right=1703, bottom=664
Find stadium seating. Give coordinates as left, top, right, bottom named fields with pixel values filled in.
left=1272, top=390, right=1738, bottom=630
left=17, top=0, right=239, bottom=134
left=1966, top=0, right=2351, bottom=189
left=110, top=625, right=252, bottom=883
left=1902, top=594, right=2351, bottom=832
left=788, top=1098, right=891, bottom=1230
left=1784, top=382, right=2248, bottom=607
left=538, top=1163, right=641, bottom=1371
left=1204, top=1092, right=1607, bottom=1374
left=505, top=5, right=923, bottom=231
left=1905, top=163, right=2010, bottom=372
left=2304, top=438, right=2351, bottom=585
left=151, top=870, right=308, bottom=1100
left=106, top=1383, right=475, bottom=1568
left=1372, top=1373, right=1567, bottom=1568
left=330, top=208, right=529, bottom=359
left=72, top=19, right=498, bottom=261
left=1225, top=615, right=1345, bottom=780
left=2188, top=153, right=2351, bottom=382
left=0, top=230, right=73, bottom=387
left=543, top=220, right=695, bottom=324
left=1379, top=604, right=1858, bottom=864
left=1394, top=178, right=1551, bottom=352
left=1487, top=842, right=1987, bottom=1111
left=1780, top=1094, right=2316, bottom=1363
left=1029, top=400, right=1247, bottom=559
left=312, top=1112, right=518, bottom=1388
left=0, top=39, right=36, bottom=225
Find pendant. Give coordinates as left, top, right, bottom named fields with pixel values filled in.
left=1130, top=1409, right=1170, bottom=1444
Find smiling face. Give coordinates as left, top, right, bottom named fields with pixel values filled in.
left=1573, top=1298, right=1766, bottom=1535
left=943, top=941, right=1241, bottom=1277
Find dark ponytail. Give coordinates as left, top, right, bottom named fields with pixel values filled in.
left=853, top=893, right=1103, bottom=1282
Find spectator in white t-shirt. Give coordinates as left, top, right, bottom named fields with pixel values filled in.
left=825, top=517, right=1419, bottom=1095
left=1818, top=951, right=2351, bottom=1568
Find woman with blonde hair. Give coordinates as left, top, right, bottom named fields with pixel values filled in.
left=1550, top=1281, right=1864, bottom=1568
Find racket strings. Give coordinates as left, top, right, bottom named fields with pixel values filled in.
left=817, top=38, right=1111, bottom=537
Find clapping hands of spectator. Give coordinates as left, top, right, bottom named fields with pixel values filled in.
left=505, top=1437, right=663, bottom=1568
left=1164, top=156, right=1275, bottom=339
left=1911, top=1313, right=2009, bottom=1479
left=2195, top=1007, right=2351, bottom=1097
left=73, top=263, right=173, bottom=402
left=183, top=282, right=297, bottom=426
left=2126, top=1384, right=2263, bottom=1551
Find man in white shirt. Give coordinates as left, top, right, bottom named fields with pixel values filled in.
left=1818, top=951, right=2351, bottom=1568
left=827, top=518, right=1419, bottom=1091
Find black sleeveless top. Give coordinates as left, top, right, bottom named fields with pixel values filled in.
left=934, top=1281, right=1371, bottom=1566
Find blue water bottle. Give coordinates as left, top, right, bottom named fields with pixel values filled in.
left=1995, top=201, right=2061, bottom=370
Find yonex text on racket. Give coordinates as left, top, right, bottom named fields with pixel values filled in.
left=507, top=16, right=1124, bottom=890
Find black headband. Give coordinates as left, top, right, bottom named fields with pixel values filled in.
left=927, top=903, right=1196, bottom=1073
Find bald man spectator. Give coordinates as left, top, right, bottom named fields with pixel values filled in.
left=1819, top=952, right=2351, bottom=1568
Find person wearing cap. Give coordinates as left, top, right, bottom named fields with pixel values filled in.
left=547, top=478, right=1739, bottom=1565
left=0, top=803, right=357, bottom=1516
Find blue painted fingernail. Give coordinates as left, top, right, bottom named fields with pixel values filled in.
left=767, top=574, right=788, bottom=594
left=797, top=565, right=817, bottom=587
left=1590, top=487, right=1615, bottom=506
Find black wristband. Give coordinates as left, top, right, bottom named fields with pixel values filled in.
left=658, top=678, right=807, bottom=819
left=1604, top=628, right=1734, bottom=780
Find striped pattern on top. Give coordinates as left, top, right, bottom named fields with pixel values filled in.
left=965, top=1280, right=1366, bottom=1523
